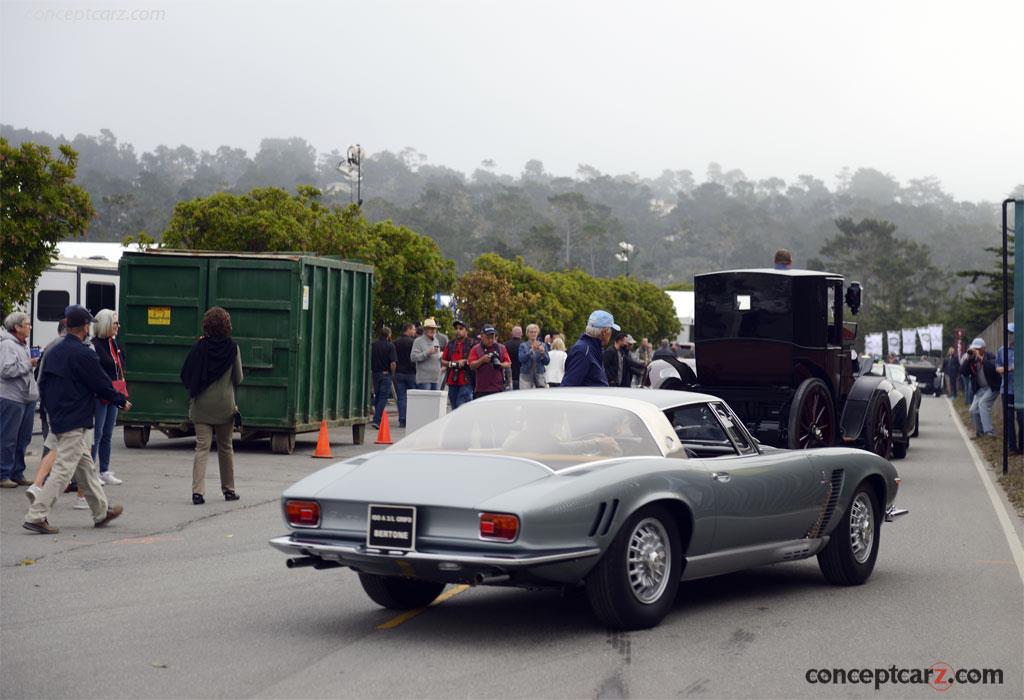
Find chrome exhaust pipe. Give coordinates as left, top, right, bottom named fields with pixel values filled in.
left=286, top=557, right=318, bottom=568
left=885, top=506, right=909, bottom=522
left=473, top=573, right=510, bottom=585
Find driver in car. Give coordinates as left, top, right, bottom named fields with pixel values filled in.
left=501, top=409, right=622, bottom=457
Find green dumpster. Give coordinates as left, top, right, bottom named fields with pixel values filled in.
left=116, top=250, right=374, bottom=454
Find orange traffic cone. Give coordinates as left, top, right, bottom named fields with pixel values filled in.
left=312, top=420, right=333, bottom=458
left=375, top=409, right=393, bottom=445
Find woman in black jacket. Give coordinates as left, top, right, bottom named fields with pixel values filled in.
left=91, top=309, right=126, bottom=485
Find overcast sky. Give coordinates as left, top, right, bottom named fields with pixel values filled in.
left=2, top=0, right=1021, bottom=201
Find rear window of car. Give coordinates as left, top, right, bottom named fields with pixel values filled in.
left=390, top=400, right=661, bottom=470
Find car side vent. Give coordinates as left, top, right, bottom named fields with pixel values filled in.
left=599, top=499, right=620, bottom=536
left=588, top=502, right=607, bottom=537
left=806, top=469, right=844, bottom=539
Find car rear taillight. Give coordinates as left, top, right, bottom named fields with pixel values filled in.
left=286, top=500, right=321, bottom=528
left=479, top=513, right=519, bottom=542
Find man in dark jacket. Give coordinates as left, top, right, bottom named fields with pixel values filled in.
left=392, top=323, right=417, bottom=428
left=561, top=310, right=618, bottom=387
left=961, top=337, right=1001, bottom=438
left=23, top=306, right=129, bottom=534
left=504, top=326, right=523, bottom=390
left=370, top=326, right=397, bottom=429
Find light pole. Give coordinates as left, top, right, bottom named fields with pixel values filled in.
left=340, top=144, right=363, bottom=207
left=615, top=240, right=635, bottom=276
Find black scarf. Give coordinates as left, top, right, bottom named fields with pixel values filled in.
left=180, top=336, right=238, bottom=398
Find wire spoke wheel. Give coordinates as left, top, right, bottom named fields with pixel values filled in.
left=870, top=399, right=892, bottom=458
left=626, top=518, right=671, bottom=604
left=848, top=493, right=874, bottom=564
left=788, top=378, right=835, bottom=449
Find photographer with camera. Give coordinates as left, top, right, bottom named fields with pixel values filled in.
left=960, top=337, right=1001, bottom=438
left=442, top=319, right=475, bottom=409
left=468, top=324, right=511, bottom=399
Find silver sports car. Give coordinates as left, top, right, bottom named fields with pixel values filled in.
left=271, top=388, right=907, bottom=630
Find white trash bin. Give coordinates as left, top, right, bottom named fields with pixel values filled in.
left=405, top=389, right=447, bottom=434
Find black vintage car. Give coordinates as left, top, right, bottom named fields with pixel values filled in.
left=902, top=355, right=942, bottom=395
left=682, top=269, right=911, bottom=459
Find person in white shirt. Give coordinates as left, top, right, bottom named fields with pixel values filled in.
left=546, top=336, right=568, bottom=387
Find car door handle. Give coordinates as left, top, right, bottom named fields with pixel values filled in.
left=711, top=472, right=731, bottom=483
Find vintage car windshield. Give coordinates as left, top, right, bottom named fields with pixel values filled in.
left=886, top=364, right=908, bottom=383
left=390, top=400, right=661, bottom=470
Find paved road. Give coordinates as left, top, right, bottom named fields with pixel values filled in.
left=2, top=397, right=1022, bottom=699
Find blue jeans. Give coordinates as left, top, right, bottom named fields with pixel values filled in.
left=447, top=384, right=473, bottom=410
left=963, top=376, right=974, bottom=406
left=0, top=398, right=34, bottom=481
left=92, top=399, right=119, bottom=472
left=372, top=372, right=392, bottom=425
left=970, top=387, right=997, bottom=435
left=417, top=382, right=439, bottom=391
left=394, top=374, right=417, bottom=425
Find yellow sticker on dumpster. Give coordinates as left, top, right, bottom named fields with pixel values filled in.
left=147, top=306, right=171, bottom=325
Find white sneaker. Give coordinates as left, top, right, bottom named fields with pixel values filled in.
left=25, top=483, right=42, bottom=504
left=99, top=472, right=123, bottom=485
left=74, top=496, right=89, bottom=509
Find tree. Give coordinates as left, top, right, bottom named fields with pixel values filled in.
left=161, top=186, right=455, bottom=330
left=810, top=217, right=947, bottom=337
left=0, top=139, right=94, bottom=315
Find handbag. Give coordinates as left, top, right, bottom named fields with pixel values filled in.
left=110, top=338, right=128, bottom=398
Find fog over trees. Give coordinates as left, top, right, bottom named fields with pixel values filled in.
left=3, top=124, right=1016, bottom=296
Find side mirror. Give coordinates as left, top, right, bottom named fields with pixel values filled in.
left=845, top=282, right=862, bottom=315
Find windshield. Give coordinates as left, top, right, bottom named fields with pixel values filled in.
left=390, top=400, right=661, bottom=470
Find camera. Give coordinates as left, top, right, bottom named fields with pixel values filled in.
left=489, top=351, right=503, bottom=369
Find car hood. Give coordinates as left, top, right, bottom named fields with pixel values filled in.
left=307, top=451, right=553, bottom=508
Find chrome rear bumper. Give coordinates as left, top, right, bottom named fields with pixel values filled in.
left=269, top=535, right=600, bottom=569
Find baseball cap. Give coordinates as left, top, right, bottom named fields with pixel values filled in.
left=624, top=334, right=636, bottom=345
left=587, top=310, right=620, bottom=331
left=64, top=304, right=94, bottom=328
left=969, top=337, right=986, bottom=349
left=1008, top=322, right=1015, bottom=334
left=452, top=318, right=466, bottom=328
left=481, top=324, right=497, bottom=335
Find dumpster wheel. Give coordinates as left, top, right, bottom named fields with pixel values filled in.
left=124, top=426, right=151, bottom=449
left=271, top=432, right=296, bottom=455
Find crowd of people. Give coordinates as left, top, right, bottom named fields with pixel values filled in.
left=1, top=302, right=247, bottom=534
left=368, top=309, right=684, bottom=425
left=948, top=326, right=1020, bottom=453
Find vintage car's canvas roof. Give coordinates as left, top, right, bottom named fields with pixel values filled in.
left=694, top=268, right=840, bottom=278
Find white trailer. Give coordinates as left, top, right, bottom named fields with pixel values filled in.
left=18, top=243, right=125, bottom=349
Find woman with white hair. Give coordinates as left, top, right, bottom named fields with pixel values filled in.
left=91, top=309, right=126, bottom=485
left=0, top=312, right=39, bottom=488
left=517, top=323, right=550, bottom=389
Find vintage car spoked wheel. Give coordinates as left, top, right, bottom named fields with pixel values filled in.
left=627, top=518, right=671, bottom=604
left=586, top=504, right=682, bottom=630
left=817, top=483, right=880, bottom=585
left=358, top=573, right=447, bottom=610
left=848, top=493, right=874, bottom=564
left=787, top=378, right=835, bottom=449
left=864, top=395, right=893, bottom=459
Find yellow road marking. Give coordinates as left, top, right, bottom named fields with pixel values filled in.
left=376, top=584, right=470, bottom=630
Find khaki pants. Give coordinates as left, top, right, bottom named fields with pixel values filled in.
left=26, top=428, right=108, bottom=524
left=519, top=374, right=548, bottom=389
left=192, top=422, right=235, bottom=495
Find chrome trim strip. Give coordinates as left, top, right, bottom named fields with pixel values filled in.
left=269, top=535, right=600, bottom=567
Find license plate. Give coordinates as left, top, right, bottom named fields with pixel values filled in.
left=366, top=504, right=417, bottom=551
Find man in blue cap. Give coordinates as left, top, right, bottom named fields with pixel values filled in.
left=23, top=305, right=129, bottom=534
left=560, top=310, right=619, bottom=387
